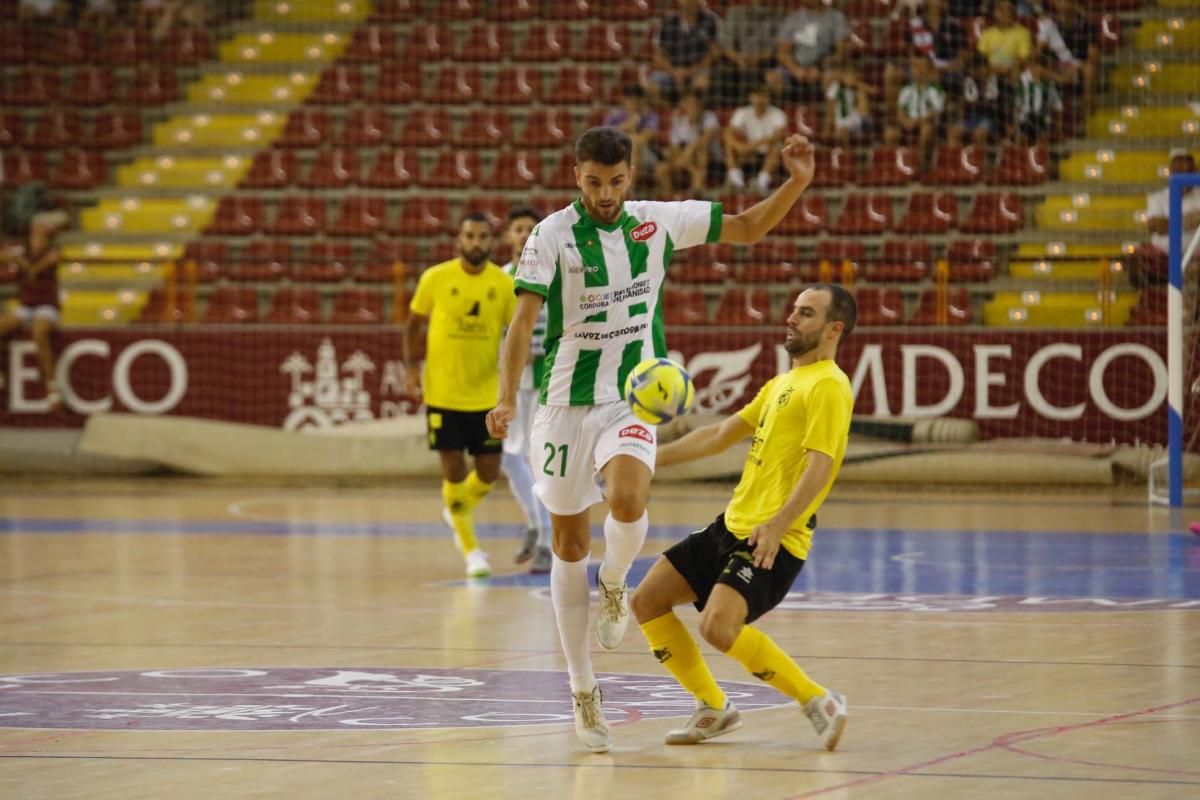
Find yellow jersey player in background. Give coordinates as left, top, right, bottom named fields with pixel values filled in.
left=405, top=213, right=516, bottom=578
left=631, top=284, right=857, bottom=751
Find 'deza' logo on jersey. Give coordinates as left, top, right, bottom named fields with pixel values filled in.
left=619, top=424, right=652, bottom=443
left=630, top=222, right=658, bottom=242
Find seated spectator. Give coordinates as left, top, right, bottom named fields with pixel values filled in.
left=603, top=84, right=662, bottom=176
left=1135, top=150, right=1200, bottom=289
left=824, top=63, right=873, bottom=147
left=774, top=0, right=850, bottom=103
left=1037, top=0, right=1096, bottom=114
left=950, top=52, right=1002, bottom=148
left=887, top=55, right=946, bottom=157
left=1014, top=53, right=1063, bottom=145
left=722, top=84, right=788, bottom=194
left=655, top=91, right=721, bottom=196
left=80, top=0, right=119, bottom=27
left=885, top=0, right=966, bottom=120
left=977, top=0, right=1032, bottom=79
left=718, top=0, right=785, bottom=105
left=18, top=0, right=67, bottom=22
left=645, top=0, right=722, bottom=105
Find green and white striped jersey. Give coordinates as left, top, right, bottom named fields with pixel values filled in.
left=514, top=198, right=723, bottom=406
left=503, top=260, right=547, bottom=392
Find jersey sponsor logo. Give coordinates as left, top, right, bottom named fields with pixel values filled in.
left=577, top=278, right=653, bottom=311
left=619, top=424, right=652, bottom=443
left=567, top=263, right=602, bottom=274
left=572, top=323, right=648, bottom=341
left=630, top=221, right=658, bottom=242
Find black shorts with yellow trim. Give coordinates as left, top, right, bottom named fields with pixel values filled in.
left=425, top=406, right=502, bottom=455
left=663, top=512, right=809, bottom=624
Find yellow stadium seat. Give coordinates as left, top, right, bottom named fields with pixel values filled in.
left=1088, top=105, right=1200, bottom=139
left=253, top=0, right=369, bottom=22
left=187, top=74, right=317, bottom=105
left=1035, top=194, right=1146, bottom=232
left=1059, top=150, right=1173, bottom=184
left=116, top=156, right=250, bottom=190
left=152, top=113, right=288, bottom=148
left=1110, top=63, right=1200, bottom=96
left=219, top=33, right=345, bottom=64
left=57, top=290, right=147, bottom=326
left=81, top=198, right=216, bottom=235
left=61, top=242, right=183, bottom=262
left=984, top=291, right=1136, bottom=327
left=1133, top=19, right=1200, bottom=51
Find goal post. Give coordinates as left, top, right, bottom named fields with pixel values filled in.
left=1164, top=172, right=1200, bottom=507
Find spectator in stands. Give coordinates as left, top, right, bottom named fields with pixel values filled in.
left=80, top=0, right=119, bottom=27
left=645, top=0, right=723, bottom=105
left=718, top=0, right=785, bottom=104
left=722, top=84, right=788, bottom=194
left=656, top=91, right=721, bottom=196
left=1037, top=0, right=1097, bottom=117
left=603, top=85, right=662, bottom=178
left=775, top=0, right=851, bottom=103
left=977, top=0, right=1032, bottom=78
left=823, top=62, right=873, bottom=147
left=1135, top=149, right=1200, bottom=289
left=0, top=210, right=68, bottom=410
left=887, top=55, right=946, bottom=158
left=1014, top=52, right=1063, bottom=145
left=950, top=51, right=1002, bottom=148
left=18, top=0, right=68, bottom=22
left=141, top=0, right=206, bottom=42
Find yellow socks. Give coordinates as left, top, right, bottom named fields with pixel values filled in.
left=441, top=479, right=478, bottom=553
left=639, top=613, right=727, bottom=710
left=463, top=470, right=494, bottom=510
left=726, top=626, right=825, bottom=705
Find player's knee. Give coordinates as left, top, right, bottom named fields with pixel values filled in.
left=607, top=491, right=647, bottom=522
left=698, top=611, right=739, bottom=652
left=551, top=531, right=588, bottom=562
left=630, top=585, right=663, bottom=624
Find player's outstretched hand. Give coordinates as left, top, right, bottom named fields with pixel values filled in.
left=486, top=402, right=516, bottom=439
left=747, top=517, right=788, bottom=570
left=780, top=134, right=816, bottom=189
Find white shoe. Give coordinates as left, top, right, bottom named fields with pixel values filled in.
left=804, top=691, right=847, bottom=751
left=464, top=549, right=491, bottom=578
left=665, top=701, right=742, bottom=745
left=595, top=573, right=629, bottom=651
left=572, top=685, right=612, bottom=753
left=727, top=167, right=746, bottom=190
left=755, top=171, right=772, bottom=195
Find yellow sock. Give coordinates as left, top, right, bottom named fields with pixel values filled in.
left=726, top=626, right=825, bottom=705
left=463, top=470, right=494, bottom=510
left=639, top=612, right=727, bottom=709
left=441, top=479, right=478, bottom=553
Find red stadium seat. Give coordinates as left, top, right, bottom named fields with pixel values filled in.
left=909, top=287, right=971, bottom=325
left=277, top=109, right=330, bottom=148
left=452, top=109, right=511, bottom=149
left=599, top=0, right=652, bottom=20
left=463, top=196, right=511, bottom=230
left=486, top=0, right=538, bottom=20
left=49, top=149, right=106, bottom=189
left=830, top=193, right=893, bottom=235
left=238, top=240, right=292, bottom=282
left=40, top=30, right=95, bottom=64
left=363, top=148, right=416, bottom=188
left=960, top=192, right=1023, bottom=234
left=522, top=23, right=570, bottom=61
left=441, top=0, right=480, bottom=19
left=896, top=192, right=958, bottom=235
left=299, top=148, right=359, bottom=189
left=0, top=152, right=47, bottom=186
left=25, top=110, right=84, bottom=149
left=810, top=147, right=855, bottom=189
left=741, top=240, right=806, bottom=283
left=403, top=23, right=448, bottom=61
left=988, top=144, right=1049, bottom=186
left=516, top=108, right=573, bottom=148
left=264, top=287, right=321, bottom=324
left=328, top=196, right=387, bottom=237
left=396, top=109, right=450, bottom=147
left=4, top=68, right=58, bottom=105
left=268, top=196, right=327, bottom=236
left=357, top=239, right=414, bottom=283
left=544, top=151, right=579, bottom=191
left=946, top=239, right=997, bottom=282
left=343, top=25, right=398, bottom=63
left=662, top=289, right=709, bottom=325
left=1128, top=287, right=1166, bottom=325
left=815, top=239, right=866, bottom=276
left=203, top=286, right=259, bottom=323
left=394, top=198, right=452, bottom=236
left=926, top=144, right=985, bottom=185
left=549, top=66, right=603, bottom=105
left=161, top=28, right=213, bottom=65
left=93, top=111, right=144, bottom=150
left=492, top=67, right=543, bottom=105
left=869, top=240, right=932, bottom=283
left=791, top=105, right=823, bottom=139
left=371, top=0, right=420, bottom=21
left=858, top=146, right=918, bottom=187
left=0, top=114, right=21, bottom=148
left=371, top=62, right=420, bottom=104
left=337, top=107, right=392, bottom=147
left=673, top=244, right=731, bottom=285
left=126, top=66, right=179, bottom=106
left=423, top=150, right=480, bottom=189
left=330, top=288, right=385, bottom=325
left=425, top=67, right=482, bottom=104
left=775, top=194, right=828, bottom=236
left=308, top=66, right=364, bottom=105
left=550, top=0, right=594, bottom=20
left=581, top=23, right=632, bottom=61
left=103, top=28, right=149, bottom=65
left=490, top=150, right=542, bottom=190
left=139, top=288, right=195, bottom=323
left=457, top=23, right=510, bottom=62
left=66, top=67, right=115, bottom=106
left=241, top=149, right=296, bottom=189
left=714, top=288, right=772, bottom=325
left=854, top=287, right=905, bottom=326
left=183, top=241, right=228, bottom=282
left=296, top=240, right=354, bottom=282
left=0, top=25, right=34, bottom=65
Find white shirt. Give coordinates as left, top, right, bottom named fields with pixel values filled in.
left=1146, top=185, right=1200, bottom=254
left=729, top=105, right=788, bottom=153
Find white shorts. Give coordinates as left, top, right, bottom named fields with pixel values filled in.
left=502, top=388, right=539, bottom=458
left=531, top=401, right=657, bottom=516
left=10, top=304, right=59, bottom=325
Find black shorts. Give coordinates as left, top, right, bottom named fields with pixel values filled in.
left=426, top=406, right=502, bottom=455
left=663, top=513, right=807, bottom=624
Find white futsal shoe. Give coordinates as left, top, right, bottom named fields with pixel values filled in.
left=464, top=549, right=491, bottom=579
left=572, top=685, right=612, bottom=753
left=804, top=691, right=848, bottom=751
left=665, top=701, right=743, bottom=745
left=595, top=573, right=630, bottom=650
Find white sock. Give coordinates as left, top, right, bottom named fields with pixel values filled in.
left=598, top=511, right=648, bottom=589
left=551, top=552, right=594, bottom=693
left=501, top=451, right=539, bottom=532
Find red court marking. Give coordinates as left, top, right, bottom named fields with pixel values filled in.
left=787, top=695, right=1200, bottom=798
left=997, top=718, right=1200, bottom=777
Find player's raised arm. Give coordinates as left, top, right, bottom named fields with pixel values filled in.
left=656, top=414, right=755, bottom=468
left=488, top=290, right=543, bottom=439
left=719, top=133, right=816, bottom=245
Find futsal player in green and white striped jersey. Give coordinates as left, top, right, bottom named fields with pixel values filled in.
left=487, top=126, right=817, bottom=753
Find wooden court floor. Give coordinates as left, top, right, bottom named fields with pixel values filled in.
left=0, top=478, right=1197, bottom=799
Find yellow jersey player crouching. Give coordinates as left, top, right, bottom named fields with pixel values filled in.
left=630, top=284, right=857, bottom=750
left=405, top=213, right=516, bottom=578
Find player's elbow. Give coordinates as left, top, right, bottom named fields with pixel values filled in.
left=722, top=216, right=763, bottom=245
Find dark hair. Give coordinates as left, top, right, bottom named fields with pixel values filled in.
left=508, top=206, right=543, bottom=224
left=460, top=211, right=491, bottom=228
left=812, top=283, right=857, bottom=340
left=575, top=127, right=633, bottom=166
left=622, top=83, right=645, bottom=99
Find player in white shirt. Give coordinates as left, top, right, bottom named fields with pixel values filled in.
left=487, top=126, right=816, bottom=753
left=500, top=207, right=552, bottom=574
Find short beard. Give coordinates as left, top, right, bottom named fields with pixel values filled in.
left=784, top=332, right=820, bottom=356
left=460, top=249, right=488, bottom=267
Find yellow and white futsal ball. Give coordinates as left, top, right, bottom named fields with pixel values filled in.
left=623, top=357, right=695, bottom=425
